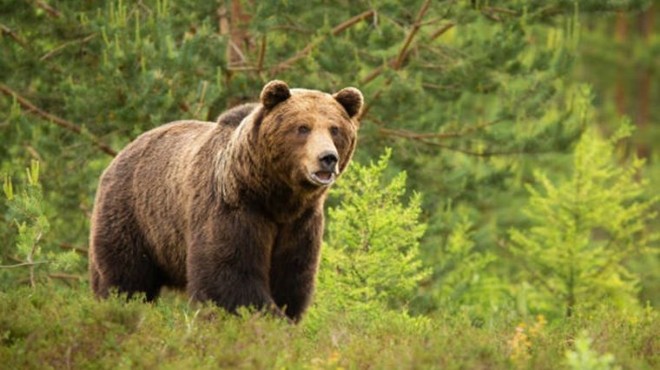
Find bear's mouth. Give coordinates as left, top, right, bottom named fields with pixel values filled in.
left=310, top=171, right=335, bottom=186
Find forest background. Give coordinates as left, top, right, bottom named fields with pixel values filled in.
left=0, top=1, right=658, bottom=369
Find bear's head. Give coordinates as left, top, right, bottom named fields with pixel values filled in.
left=255, top=80, right=363, bottom=193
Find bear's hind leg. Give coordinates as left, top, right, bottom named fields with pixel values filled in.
left=89, top=260, right=105, bottom=298
left=93, top=247, right=164, bottom=301
left=90, top=218, right=164, bottom=302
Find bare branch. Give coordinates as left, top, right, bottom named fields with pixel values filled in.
left=28, top=231, right=43, bottom=288
left=256, top=34, right=267, bottom=72
left=34, top=0, right=62, bottom=18
left=358, top=1, right=434, bottom=119
left=217, top=5, right=229, bottom=34
left=486, top=6, right=519, bottom=16
left=227, top=39, right=248, bottom=66
left=193, top=81, right=209, bottom=118
left=0, top=23, right=28, bottom=47
left=331, top=9, right=375, bottom=36
left=481, top=11, right=501, bottom=22
left=360, top=22, right=455, bottom=86
left=0, top=84, right=117, bottom=157
left=226, top=66, right=259, bottom=72
left=40, top=34, right=97, bottom=62
left=269, top=41, right=317, bottom=75
left=269, top=24, right=314, bottom=34
left=59, top=243, right=88, bottom=256
left=0, top=261, right=48, bottom=269
left=49, top=273, right=82, bottom=281
left=360, top=65, right=385, bottom=86
left=428, top=22, right=455, bottom=42
left=393, top=0, right=431, bottom=69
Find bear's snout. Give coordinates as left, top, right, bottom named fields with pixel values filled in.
left=308, top=149, right=340, bottom=186
left=318, top=150, right=339, bottom=172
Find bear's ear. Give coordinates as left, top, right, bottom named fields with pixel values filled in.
left=260, top=80, right=291, bottom=110
left=333, top=87, right=363, bottom=119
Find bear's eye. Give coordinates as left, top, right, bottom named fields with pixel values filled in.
left=298, top=125, right=311, bottom=135
left=330, top=126, right=340, bottom=136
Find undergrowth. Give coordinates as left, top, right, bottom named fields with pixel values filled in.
left=0, top=284, right=657, bottom=369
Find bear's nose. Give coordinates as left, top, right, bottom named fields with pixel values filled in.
left=319, top=151, right=339, bottom=171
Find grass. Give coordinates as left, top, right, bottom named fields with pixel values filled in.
left=0, top=284, right=657, bottom=369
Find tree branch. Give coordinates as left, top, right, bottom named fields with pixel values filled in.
left=34, top=0, right=62, bottom=18
left=270, top=43, right=316, bottom=75
left=378, top=129, right=552, bottom=157
left=393, top=0, right=431, bottom=69
left=332, top=9, right=375, bottom=36
left=28, top=231, right=43, bottom=288
left=358, top=1, right=434, bottom=119
left=0, top=23, right=28, bottom=47
left=269, top=9, right=375, bottom=75
left=428, top=22, right=456, bottom=42
left=59, top=243, right=89, bottom=256
left=49, top=273, right=82, bottom=281
left=256, top=34, right=267, bottom=72
left=377, top=118, right=504, bottom=140
left=40, top=33, right=97, bottom=61
left=485, top=6, right=519, bottom=16
left=0, top=261, right=48, bottom=269
left=0, top=84, right=117, bottom=157
left=360, top=21, right=455, bottom=86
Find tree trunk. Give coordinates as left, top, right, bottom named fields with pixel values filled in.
left=614, top=11, right=628, bottom=118
left=635, top=5, right=653, bottom=160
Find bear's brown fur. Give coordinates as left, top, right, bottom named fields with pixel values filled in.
left=89, top=81, right=363, bottom=321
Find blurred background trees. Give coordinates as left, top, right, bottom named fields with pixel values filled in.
left=1, top=0, right=657, bottom=320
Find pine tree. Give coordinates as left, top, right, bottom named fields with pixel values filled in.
left=0, top=1, right=654, bottom=312
left=318, top=149, right=428, bottom=312
left=508, top=125, right=657, bottom=317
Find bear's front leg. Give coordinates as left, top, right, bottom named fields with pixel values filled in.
left=186, top=211, right=282, bottom=316
left=270, top=208, right=324, bottom=322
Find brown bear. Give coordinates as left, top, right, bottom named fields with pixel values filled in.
left=88, top=80, right=363, bottom=322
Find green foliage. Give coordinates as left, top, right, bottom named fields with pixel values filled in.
left=2, top=161, right=49, bottom=283
left=419, top=210, right=507, bottom=316
left=566, top=331, right=618, bottom=370
left=1, top=161, right=80, bottom=287
left=318, top=149, right=428, bottom=312
left=2, top=1, right=656, bottom=305
left=0, top=285, right=658, bottom=369
left=574, top=3, right=660, bottom=305
left=509, top=124, right=658, bottom=317
left=1, top=2, right=658, bottom=366
left=1, top=1, right=227, bottom=251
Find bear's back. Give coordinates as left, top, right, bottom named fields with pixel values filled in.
left=106, top=120, right=224, bottom=187
left=217, top=103, right=258, bottom=127
left=96, top=120, right=233, bottom=284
